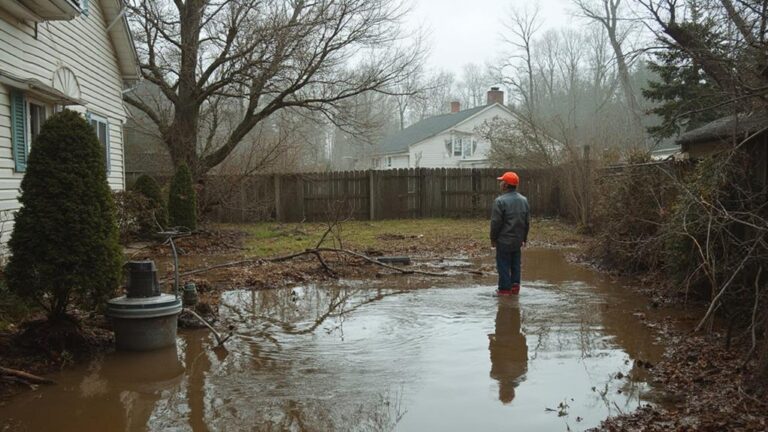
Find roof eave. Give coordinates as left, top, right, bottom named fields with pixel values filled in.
left=451, top=103, right=515, bottom=130
left=101, top=0, right=140, bottom=81
left=0, top=69, right=86, bottom=105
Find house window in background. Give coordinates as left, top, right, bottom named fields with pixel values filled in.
left=387, top=156, right=392, bottom=167
left=452, top=134, right=475, bottom=158
left=87, top=112, right=110, bottom=173
left=453, top=137, right=462, bottom=156
left=462, top=139, right=472, bottom=158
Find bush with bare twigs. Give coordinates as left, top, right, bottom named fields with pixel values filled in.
left=591, top=149, right=768, bottom=382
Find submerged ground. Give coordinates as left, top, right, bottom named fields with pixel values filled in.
left=0, top=248, right=675, bottom=431
left=2, top=218, right=760, bottom=431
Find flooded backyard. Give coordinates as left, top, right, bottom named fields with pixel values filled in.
left=0, top=249, right=671, bottom=431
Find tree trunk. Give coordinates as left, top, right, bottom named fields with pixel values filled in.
left=168, top=0, right=204, bottom=177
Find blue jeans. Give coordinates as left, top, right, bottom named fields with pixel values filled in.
left=496, top=242, right=521, bottom=290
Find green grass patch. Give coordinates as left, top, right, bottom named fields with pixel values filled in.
left=225, top=217, right=581, bottom=258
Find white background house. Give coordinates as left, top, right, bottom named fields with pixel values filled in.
left=372, top=88, right=516, bottom=169
left=0, top=0, right=138, bottom=241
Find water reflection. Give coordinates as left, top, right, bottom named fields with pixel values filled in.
left=488, top=297, right=528, bottom=404
left=0, top=249, right=679, bottom=432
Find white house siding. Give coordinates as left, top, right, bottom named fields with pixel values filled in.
left=409, top=105, right=510, bottom=168
left=0, top=2, right=127, bottom=244
left=373, top=153, right=409, bottom=170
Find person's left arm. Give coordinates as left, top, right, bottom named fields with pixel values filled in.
left=490, top=199, right=503, bottom=247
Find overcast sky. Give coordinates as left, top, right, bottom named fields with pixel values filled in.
left=404, top=0, right=577, bottom=76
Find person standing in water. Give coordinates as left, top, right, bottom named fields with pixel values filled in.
left=490, top=171, right=530, bottom=295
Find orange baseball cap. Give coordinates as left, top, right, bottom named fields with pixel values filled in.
left=497, top=171, right=519, bottom=186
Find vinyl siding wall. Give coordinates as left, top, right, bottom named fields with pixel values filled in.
left=0, top=2, right=126, bottom=245
left=409, top=105, right=513, bottom=168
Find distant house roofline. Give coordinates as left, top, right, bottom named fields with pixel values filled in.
left=374, top=102, right=512, bottom=156
left=676, top=111, right=768, bottom=146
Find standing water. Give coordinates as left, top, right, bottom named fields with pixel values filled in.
left=0, top=249, right=669, bottom=431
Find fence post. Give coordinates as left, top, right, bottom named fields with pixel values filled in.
left=299, top=175, right=306, bottom=221
left=273, top=175, right=281, bottom=222
left=369, top=169, right=375, bottom=220
left=471, top=168, right=480, bottom=216
left=418, top=168, right=425, bottom=218
left=583, top=145, right=591, bottom=227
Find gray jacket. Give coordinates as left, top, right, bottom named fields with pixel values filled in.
left=490, top=190, right=530, bottom=248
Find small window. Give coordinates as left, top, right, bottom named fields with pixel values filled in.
left=28, top=101, right=47, bottom=147
left=453, top=137, right=462, bottom=156
left=387, top=156, right=392, bottom=167
left=10, top=91, right=51, bottom=172
left=87, top=113, right=110, bottom=173
left=463, top=139, right=472, bottom=158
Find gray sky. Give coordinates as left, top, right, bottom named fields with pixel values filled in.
left=405, top=0, right=576, bottom=76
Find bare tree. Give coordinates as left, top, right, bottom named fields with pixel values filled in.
left=456, top=63, right=495, bottom=108
left=125, top=0, right=423, bottom=178
left=409, top=70, right=456, bottom=121
left=574, top=0, right=644, bottom=139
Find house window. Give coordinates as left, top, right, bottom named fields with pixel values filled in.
left=452, top=135, right=475, bottom=158
left=9, top=91, right=51, bottom=172
left=28, top=101, right=47, bottom=147
left=462, top=139, right=472, bottom=158
left=87, top=112, right=111, bottom=173
left=387, top=156, right=392, bottom=167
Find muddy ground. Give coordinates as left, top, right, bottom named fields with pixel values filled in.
left=1, top=218, right=766, bottom=431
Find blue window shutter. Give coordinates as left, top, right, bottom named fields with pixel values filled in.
left=81, top=0, right=89, bottom=16
left=105, top=122, right=111, bottom=174
left=10, top=91, right=27, bottom=173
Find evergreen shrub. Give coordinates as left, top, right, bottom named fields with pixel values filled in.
left=168, top=163, right=197, bottom=231
left=6, top=110, right=122, bottom=318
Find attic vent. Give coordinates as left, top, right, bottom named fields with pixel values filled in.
left=52, top=67, right=81, bottom=100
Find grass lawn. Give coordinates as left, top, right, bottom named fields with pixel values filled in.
left=229, top=217, right=583, bottom=258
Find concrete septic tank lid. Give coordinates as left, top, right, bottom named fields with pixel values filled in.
left=106, top=293, right=182, bottom=319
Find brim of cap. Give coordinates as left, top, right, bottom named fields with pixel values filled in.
left=496, top=176, right=504, bottom=180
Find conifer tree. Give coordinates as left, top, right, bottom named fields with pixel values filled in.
left=132, top=174, right=168, bottom=230
left=168, top=163, right=197, bottom=231
left=6, top=110, right=122, bottom=318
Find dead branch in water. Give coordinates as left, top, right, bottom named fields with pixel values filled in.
left=0, top=366, right=55, bottom=385
left=182, top=308, right=232, bottom=347
left=163, top=247, right=482, bottom=282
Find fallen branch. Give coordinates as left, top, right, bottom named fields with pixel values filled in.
left=182, top=308, right=232, bottom=347
left=695, top=235, right=761, bottom=332
left=311, top=250, right=339, bottom=278
left=0, top=366, right=55, bottom=385
left=164, top=247, right=478, bottom=282
left=312, top=247, right=452, bottom=277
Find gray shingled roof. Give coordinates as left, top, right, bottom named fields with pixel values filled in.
left=377, top=104, right=490, bottom=155
left=677, top=112, right=768, bottom=145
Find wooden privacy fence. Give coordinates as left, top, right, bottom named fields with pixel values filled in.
left=200, top=168, right=563, bottom=223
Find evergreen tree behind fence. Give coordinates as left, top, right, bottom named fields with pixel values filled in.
left=189, top=168, right=565, bottom=223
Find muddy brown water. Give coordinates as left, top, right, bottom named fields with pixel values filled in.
left=0, top=249, right=676, bottom=431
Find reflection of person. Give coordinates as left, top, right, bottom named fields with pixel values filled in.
left=488, top=299, right=528, bottom=404
left=490, top=171, right=530, bottom=295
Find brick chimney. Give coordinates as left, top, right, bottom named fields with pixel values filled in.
left=450, top=101, right=461, bottom=113
left=486, top=87, right=504, bottom=105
